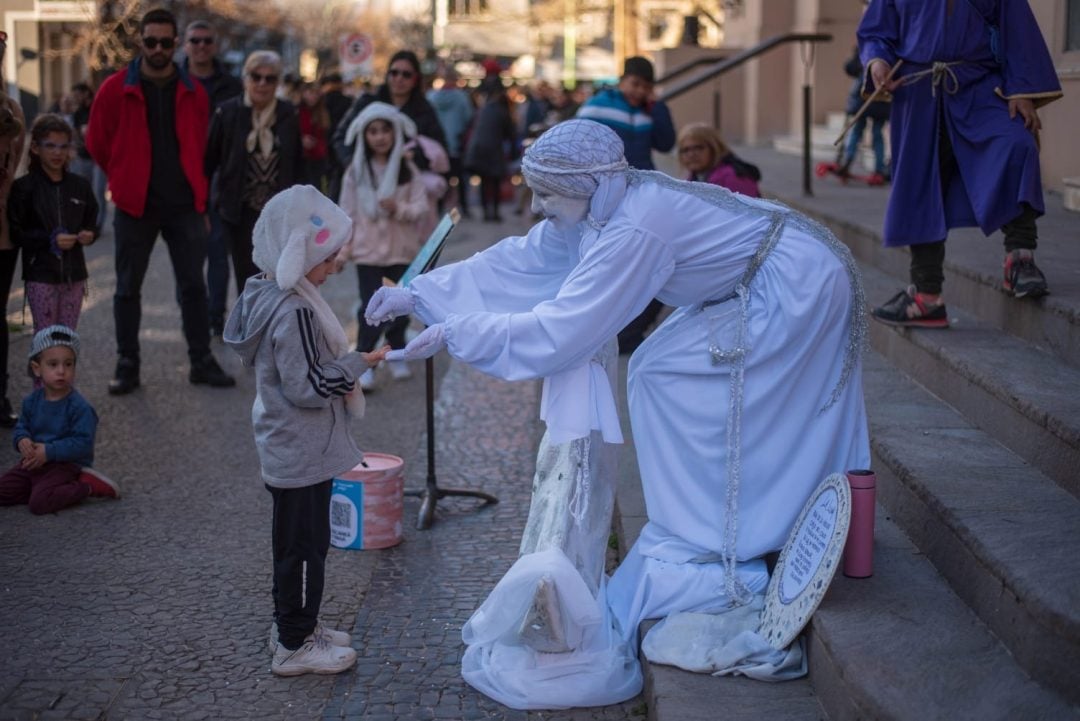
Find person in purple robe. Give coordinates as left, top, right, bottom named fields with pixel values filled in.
left=858, top=0, right=1062, bottom=328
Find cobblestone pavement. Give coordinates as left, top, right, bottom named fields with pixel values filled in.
left=0, top=210, right=645, bottom=720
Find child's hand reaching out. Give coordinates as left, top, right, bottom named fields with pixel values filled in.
left=362, top=344, right=391, bottom=367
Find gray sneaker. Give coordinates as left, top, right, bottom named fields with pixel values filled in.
left=269, top=622, right=352, bottom=654
left=271, top=634, right=356, bottom=677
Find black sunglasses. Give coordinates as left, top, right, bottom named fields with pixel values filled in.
left=249, top=71, right=279, bottom=85
left=143, top=37, right=176, bottom=50
left=187, top=37, right=214, bottom=46
left=388, top=69, right=415, bottom=79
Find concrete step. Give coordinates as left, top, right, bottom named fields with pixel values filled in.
left=859, top=261, right=1080, bottom=498
left=809, top=509, right=1077, bottom=720
left=861, top=350, right=1080, bottom=703
left=739, top=146, right=1080, bottom=369
left=643, top=638, right=825, bottom=721
left=773, top=124, right=891, bottom=175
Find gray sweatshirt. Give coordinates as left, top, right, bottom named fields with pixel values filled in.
left=224, top=275, right=370, bottom=488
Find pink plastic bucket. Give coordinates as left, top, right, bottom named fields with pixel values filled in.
left=330, top=453, right=404, bottom=550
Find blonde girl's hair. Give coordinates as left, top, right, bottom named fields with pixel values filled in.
left=677, top=122, right=730, bottom=169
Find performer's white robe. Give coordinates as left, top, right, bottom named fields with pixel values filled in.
left=410, top=173, right=870, bottom=708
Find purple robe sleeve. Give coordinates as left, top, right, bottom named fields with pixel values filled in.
left=996, top=0, right=1063, bottom=107
left=857, top=0, right=900, bottom=97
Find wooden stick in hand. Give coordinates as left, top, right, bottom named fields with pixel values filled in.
left=834, top=60, right=903, bottom=147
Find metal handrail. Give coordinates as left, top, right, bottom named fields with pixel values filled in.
left=658, top=32, right=832, bottom=102
left=657, top=31, right=833, bottom=196
left=655, top=55, right=729, bottom=85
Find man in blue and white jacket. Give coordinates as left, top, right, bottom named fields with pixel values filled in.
left=576, top=56, right=675, bottom=171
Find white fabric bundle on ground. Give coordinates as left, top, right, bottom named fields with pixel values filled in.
left=461, top=547, right=642, bottom=709
left=641, top=596, right=807, bottom=681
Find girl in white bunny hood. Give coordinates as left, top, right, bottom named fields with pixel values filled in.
left=337, top=101, right=432, bottom=390
left=223, top=185, right=388, bottom=677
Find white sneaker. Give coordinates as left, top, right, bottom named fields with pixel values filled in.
left=358, top=368, right=376, bottom=391
left=271, top=634, right=356, bottom=676
left=269, top=621, right=352, bottom=654
left=388, top=360, right=412, bottom=381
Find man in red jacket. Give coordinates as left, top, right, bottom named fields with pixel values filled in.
left=86, top=7, right=234, bottom=395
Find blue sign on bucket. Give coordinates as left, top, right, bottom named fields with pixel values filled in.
left=330, top=478, right=364, bottom=549
left=329, top=454, right=404, bottom=550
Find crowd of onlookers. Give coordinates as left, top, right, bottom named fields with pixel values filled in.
left=0, top=8, right=766, bottom=517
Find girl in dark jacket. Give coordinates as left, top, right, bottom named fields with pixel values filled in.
left=330, top=50, right=447, bottom=174
left=7, top=114, right=98, bottom=336
left=205, top=50, right=302, bottom=297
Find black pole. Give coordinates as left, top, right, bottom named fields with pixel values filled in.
left=405, top=353, right=499, bottom=530
left=803, top=83, right=813, bottom=196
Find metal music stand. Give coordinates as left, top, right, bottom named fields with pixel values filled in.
left=399, top=210, right=498, bottom=530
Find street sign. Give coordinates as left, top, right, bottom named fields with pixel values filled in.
left=339, top=33, right=373, bottom=80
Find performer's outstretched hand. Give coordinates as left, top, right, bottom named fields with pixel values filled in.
left=365, top=286, right=415, bottom=325
left=386, top=324, right=446, bottom=361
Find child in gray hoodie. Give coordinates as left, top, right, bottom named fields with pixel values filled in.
left=224, top=185, right=388, bottom=677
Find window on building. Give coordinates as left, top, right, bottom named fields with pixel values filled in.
left=450, top=0, right=488, bottom=16
left=648, top=11, right=669, bottom=42
left=1069, top=0, right=1080, bottom=51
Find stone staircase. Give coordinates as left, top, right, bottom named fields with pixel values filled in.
left=772, top=111, right=892, bottom=174
left=615, top=144, right=1080, bottom=720
left=746, top=146, right=1080, bottom=718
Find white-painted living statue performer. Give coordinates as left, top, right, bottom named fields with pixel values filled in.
left=365, top=119, right=871, bottom=709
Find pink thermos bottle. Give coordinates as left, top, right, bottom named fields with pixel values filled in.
left=843, top=469, right=876, bottom=578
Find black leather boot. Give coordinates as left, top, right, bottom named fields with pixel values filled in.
left=0, top=396, right=18, bottom=427
left=108, top=357, right=140, bottom=395
left=190, top=354, right=236, bottom=387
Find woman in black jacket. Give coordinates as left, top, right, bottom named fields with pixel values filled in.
left=330, top=50, right=447, bottom=176
left=205, top=50, right=302, bottom=297
left=7, top=114, right=98, bottom=336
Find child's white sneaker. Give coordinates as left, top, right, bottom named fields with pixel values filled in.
left=358, top=368, right=377, bottom=391
left=388, top=360, right=412, bottom=381
left=269, top=621, right=352, bottom=654
left=271, top=634, right=356, bottom=676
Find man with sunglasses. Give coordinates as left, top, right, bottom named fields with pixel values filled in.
left=86, top=8, right=235, bottom=395
left=182, top=20, right=241, bottom=338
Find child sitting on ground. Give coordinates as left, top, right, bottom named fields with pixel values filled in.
left=0, top=325, right=118, bottom=514
left=223, top=185, right=389, bottom=677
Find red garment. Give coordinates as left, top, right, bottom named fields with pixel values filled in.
left=688, top=163, right=760, bottom=198
left=298, top=104, right=328, bottom=161
left=0, top=462, right=88, bottom=515
left=85, top=59, right=209, bottom=217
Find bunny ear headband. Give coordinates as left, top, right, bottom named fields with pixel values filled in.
left=252, top=184, right=353, bottom=290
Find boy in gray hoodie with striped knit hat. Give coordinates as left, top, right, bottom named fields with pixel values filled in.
left=224, top=185, right=388, bottom=677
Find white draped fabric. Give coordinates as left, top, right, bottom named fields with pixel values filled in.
left=409, top=171, right=869, bottom=708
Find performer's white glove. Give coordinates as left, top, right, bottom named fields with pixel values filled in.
left=386, top=324, right=446, bottom=361
left=365, top=286, right=415, bottom=325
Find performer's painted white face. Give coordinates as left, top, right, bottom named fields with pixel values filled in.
left=530, top=190, right=589, bottom=232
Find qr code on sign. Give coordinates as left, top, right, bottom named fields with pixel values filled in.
left=331, top=500, right=353, bottom=531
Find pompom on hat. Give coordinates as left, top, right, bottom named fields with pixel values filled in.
left=252, top=185, right=353, bottom=291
